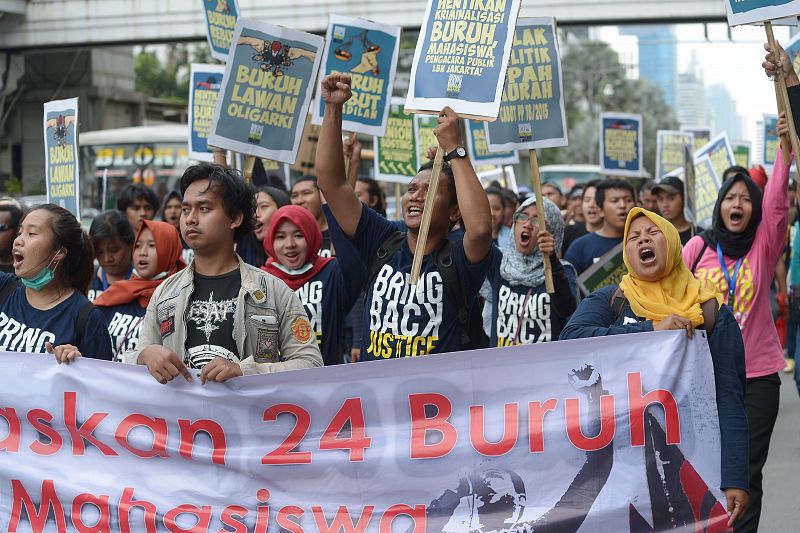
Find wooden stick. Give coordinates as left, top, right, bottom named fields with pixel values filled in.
left=765, top=22, right=800, bottom=165
left=344, top=131, right=356, bottom=188
left=395, top=182, right=401, bottom=219
left=410, top=146, right=445, bottom=285
left=242, top=155, right=256, bottom=183
left=529, top=149, right=555, bottom=294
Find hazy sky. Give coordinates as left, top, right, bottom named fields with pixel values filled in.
left=599, top=22, right=795, bottom=144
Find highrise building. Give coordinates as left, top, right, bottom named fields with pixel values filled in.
left=707, top=84, right=743, bottom=140
left=620, top=25, right=678, bottom=109
left=677, top=52, right=709, bottom=129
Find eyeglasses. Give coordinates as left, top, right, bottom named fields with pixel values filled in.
left=513, top=213, right=538, bottom=225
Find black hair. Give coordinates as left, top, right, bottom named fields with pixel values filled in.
left=0, top=202, right=23, bottom=231
left=116, top=184, right=159, bottom=212
left=639, top=179, right=658, bottom=194
left=541, top=181, right=563, bottom=195
left=417, top=160, right=457, bottom=207
left=485, top=186, right=507, bottom=206
left=159, top=190, right=183, bottom=221
left=29, top=204, right=94, bottom=296
left=179, top=163, right=256, bottom=243
left=256, top=186, right=290, bottom=209
left=582, top=179, right=602, bottom=200
left=251, top=158, right=289, bottom=192
left=292, top=175, right=319, bottom=190
left=722, top=165, right=750, bottom=182
left=89, top=210, right=135, bottom=249
left=595, top=179, right=636, bottom=209
left=356, top=177, right=387, bottom=216
left=500, top=188, right=520, bottom=208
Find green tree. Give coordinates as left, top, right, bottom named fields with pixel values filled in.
left=135, top=44, right=217, bottom=102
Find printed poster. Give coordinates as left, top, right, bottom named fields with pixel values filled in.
left=189, top=63, right=226, bottom=162
left=208, top=19, right=324, bottom=164
left=202, top=0, right=240, bottom=62
left=406, top=0, right=522, bottom=119
left=684, top=144, right=697, bottom=224
left=763, top=114, right=779, bottom=167
left=724, top=0, right=800, bottom=26
left=0, top=332, right=730, bottom=533
left=312, top=15, right=401, bottom=137
left=694, top=132, right=735, bottom=184
left=783, top=30, right=800, bottom=79
left=577, top=242, right=625, bottom=296
left=732, top=141, right=751, bottom=168
left=600, top=112, right=643, bottom=178
left=415, top=114, right=439, bottom=164
left=374, top=98, right=419, bottom=184
left=682, top=127, right=711, bottom=153
left=43, top=98, right=80, bottom=219
left=694, top=154, right=721, bottom=229
left=466, top=119, right=518, bottom=166
left=485, top=17, right=569, bottom=151
left=656, top=130, right=693, bottom=180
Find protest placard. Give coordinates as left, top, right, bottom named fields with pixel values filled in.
left=414, top=114, right=439, bottom=165
left=682, top=127, right=711, bottom=152
left=484, top=17, right=568, bottom=152
left=600, top=112, right=643, bottom=177
left=208, top=20, right=323, bottom=164
left=577, top=242, right=625, bottom=295
left=763, top=114, right=779, bottom=167
left=188, top=64, right=226, bottom=162
left=695, top=132, right=735, bottom=182
left=202, top=0, right=240, bottom=62
left=374, top=98, right=419, bottom=184
left=260, top=158, right=291, bottom=189
left=43, top=98, right=80, bottom=218
left=784, top=30, right=800, bottom=79
left=694, top=154, right=721, bottom=229
left=724, top=0, right=800, bottom=26
left=405, top=0, right=522, bottom=119
left=732, top=140, right=752, bottom=168
left=0, top=331, right=729, bottom=532
left=466, top=119, right=518, bottom=166
left=684, top=144, right=697, bottom=224
left=312, top=16, right=401, bottom=137
left=656, top=130, right=693, bottom=180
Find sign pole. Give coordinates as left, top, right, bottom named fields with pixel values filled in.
left=242, top=155, right=256, bottom=183
left=529, top=149, right=555, bottom=293
left=765, top=21, right=800, bottom=164
left=410, top=145, right=445, bottom=285
left=395, top=183, right=401, bottom=218
left=101, top=168, right=108, bottom=212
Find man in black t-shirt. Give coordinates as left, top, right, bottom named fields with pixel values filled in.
left=652, top=176, right=703, bottom=246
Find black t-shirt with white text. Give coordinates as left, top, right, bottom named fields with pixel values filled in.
left=185, top=270, right=241, bottom=369
left=98, top=301, right=146, bottom=361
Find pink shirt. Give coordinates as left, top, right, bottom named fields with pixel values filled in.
left=682, top=149, right=790, bottom=379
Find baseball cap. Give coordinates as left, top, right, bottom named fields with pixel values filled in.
left=651, top=176, right=684, bottom=196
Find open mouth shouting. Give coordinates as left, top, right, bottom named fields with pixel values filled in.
left=519, top=229, right=532, bottom=247
left=727, top=210, right=744, bottom=229
left=638, top=246, right=657, bottom=267
left=12, top=249, right=23, bottom=270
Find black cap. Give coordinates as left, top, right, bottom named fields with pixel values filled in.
left=652, top=176, right=684, bottom=196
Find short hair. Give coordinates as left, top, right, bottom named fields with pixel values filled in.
left=723, top=165, right=750, bottom=182
left=0, top=202, right=23, bottom=231
left=89, top=210, right=135, bottom=248
left=292, top=175, right=319, bottom=190
left=356, top=177, right=387, bottom=216
left=417, top=160, right=457, bottom=206
left=582, top=179, right=602, bottom=200
left=500, top=188, right=520, bottom=208
left=256, top=186, right=290, bottom=209
left=179, top=163, right=256, bottom=243
left=595, top=179, right=636, bottom=208
left=116, top=184, right=159, bottom=212
left=159, top=190, right=183, bottom=220
left=541, top=181, right=563, bottom=196
left=639, top=179, right=658, bottom=194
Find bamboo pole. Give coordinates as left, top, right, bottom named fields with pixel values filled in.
left=242, top=155, right=256, bottom=183
left=410, top=146, right=445, bottom=285
left=529, top=148, right=555, bottom=294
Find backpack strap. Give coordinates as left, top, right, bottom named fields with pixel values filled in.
left=366, top=231, right=406, bottom=291
left=75, top=302, right=96, bottom=348
left=435, top=240, right=470, bottom=346
left=609, top=288, right=628, bottom=321
left=690, top=241, right=709, bottom=274
left=0, top=278, right=21, bottom=305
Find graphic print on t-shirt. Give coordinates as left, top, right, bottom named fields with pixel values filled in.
left=366, top=264, right=443, bottom=358
left=0, top=312, right=56, bottom=352
left=107, top=311, right=144, bottom=359
left=296, top=280, right=323, bottom=345
left=495, top=285, right=551, bottom=346
left=186, top=290, right=238, bottom=368
left=695, top=258, right=754, bottom=325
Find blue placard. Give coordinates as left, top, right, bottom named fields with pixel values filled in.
left=189, top=64, right=225, bottom=162
left=763, top=114, right=779, bottom=167
left=43, top=98, right=80, bottom=218
left=202, top=0, right=240, bottom=62
left=725, top=0, right=800, bottom=26
left=600, top=112, right=643, bottom=177
left=466, top=120, right=517, bottom=166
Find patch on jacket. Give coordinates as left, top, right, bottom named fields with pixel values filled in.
left=160, top=316, right=175, bottom=338
left=255, top=327, right=279, bottom=363
left=291, top=317, right=313, bottom=344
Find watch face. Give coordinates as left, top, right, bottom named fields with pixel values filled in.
left=456, top=147, right=467, bottom=157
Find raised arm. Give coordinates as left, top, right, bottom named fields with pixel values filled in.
left=434, top=108, right=493, bottom=264
left=315, top=74, right=362, bottom=237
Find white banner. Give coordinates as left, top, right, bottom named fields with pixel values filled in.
left=0, top=332, right=730, bottom=532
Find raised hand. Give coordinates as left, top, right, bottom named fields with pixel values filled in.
left=320, top=74, right=353, bottom=107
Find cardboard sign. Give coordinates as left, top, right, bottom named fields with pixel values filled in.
left=694, top=132, right=735, bottom=184
left=577, top=242, right=625, bottom=295
left=682, top=127, right=711, bottom=153
left=466, top=119, right=518, bottom=166
left=484, top=17, right=568, bottom=151
left=312, top=15, right=401, bottom=137
left=374, top=98, right=419, bottom=184
left=202, top=0, right=240, bottom=62
left=694, top=154, right=721, bottom=229
left=656, top=130, right=693, bottom=180
left=189, top=63, right=226, bottom=162
left=763, top=114, right=779, bottom=167
left=209, top=19, right=324, bottom=164
left=724, top=0, right=800, bottom=26
left=405, top=0, right=522, bottom=119
left=414, top=114, right=439, bottom=165
left=732, top=141, right=752, bottom=168
left=43, top=98, right=80, bottom=218
left=600, top=112, right=643, bottom=177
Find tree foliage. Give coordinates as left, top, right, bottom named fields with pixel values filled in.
left=135, top=44, right=217, bottom=102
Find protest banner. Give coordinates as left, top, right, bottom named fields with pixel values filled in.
left=0, top=331, right=731, bottom=532
left=763, top=114, right=779, bottom=167
left=374, top=98, right=419, bottom=184
left=188, top=63, right=226, bottom=162
left=724, top=0, right=800, bottom=26
left=682, top=127, right=711, bottom=152
left=655, top=130, right=693, bottom=180
left=312, top=16, right=401, bottom=137
left=208, top=19, right=324, bottom=164
left=694, top=132, right=735, bottom=183
left=484, top=17, right=568, bottom=152
left=466, top=120, right=518, bottom=166
left=694, top=154, right=721, bottom=229
left=732, top=140, right=752, bottom=168
left=784, top=30, right=800, bottom=78
left=202, top=0, right=240, bottom=62
left=405, top=0, right=522, bottom=119
left=43, top=98, right=80, bottom=219
left=577, top=242, right=625, bottom=296
left=414, top=114, right=439, bottom=164
left=599, top=112, right=643, bottom=178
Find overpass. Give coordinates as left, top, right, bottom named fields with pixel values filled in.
left=0, top=0, right=729, bottom=50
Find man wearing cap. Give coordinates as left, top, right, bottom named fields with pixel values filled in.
left=652, top=176, right=703, bottom=246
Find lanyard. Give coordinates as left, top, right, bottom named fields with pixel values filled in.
left=716, top=243, right=743, bottom=308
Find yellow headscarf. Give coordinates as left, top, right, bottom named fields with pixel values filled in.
left=619, top=208, right=722, bottom=326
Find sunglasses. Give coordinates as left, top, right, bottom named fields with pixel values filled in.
left=513, top=213, right=539, bottom=224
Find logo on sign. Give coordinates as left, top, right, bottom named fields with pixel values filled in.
left=333, top=26, right=346, bottom=42
left=447, top=74, right=463, bottom=97
left=518, top=124, right=532, bottom=142
left=248, top=124, right=264, bottom=144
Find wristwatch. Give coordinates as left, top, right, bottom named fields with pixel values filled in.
left=444, top=146, right=467, bottom=162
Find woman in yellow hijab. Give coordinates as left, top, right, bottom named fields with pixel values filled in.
left=560, top=208, right=749, bottom=527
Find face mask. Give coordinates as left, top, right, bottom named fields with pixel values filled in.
left=20, top=255, right=59, bottom=291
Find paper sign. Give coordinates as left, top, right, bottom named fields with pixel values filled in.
left=682, top=127, right=711, bottom=153
left=577, top=242, right=625, bottom=295
left=374, top=98, right=419, bottom=184
left=656, top=130, right=693, bottom=180
left=43, top=98, right=80, bottom=218
left=694, top=132, right=735, bottom=184
left=694, top=154, right=721, bottom=229
left=724, top=0, right=800, bottom=26
left=600, top=112, right=643, bottom=177
left=466, top=120, right=518, bottom=166
left=732, top=141, right=751, bottom=168
left=189, top=63, right=226, bottom=162
left=763, top=114, right=779, bottom=167
left=202, top=0, right=240, bottom=62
